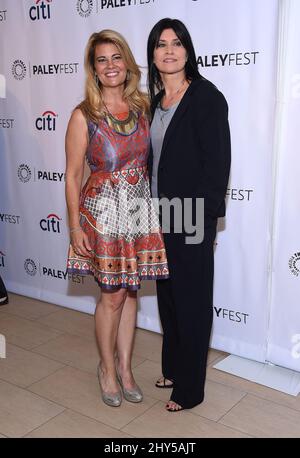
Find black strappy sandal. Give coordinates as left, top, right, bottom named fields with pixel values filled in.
left=155, top=376, right=174, bottom=389
left=166, top=401, right=184, bottom=412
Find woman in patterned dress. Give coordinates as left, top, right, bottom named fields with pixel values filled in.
left=65, top=30, right=168, bottom=407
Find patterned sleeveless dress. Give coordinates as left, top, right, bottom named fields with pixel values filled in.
left=67, top=111, right=169, bottom=290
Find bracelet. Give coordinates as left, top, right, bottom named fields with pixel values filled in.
left=70, top=227, right=82, bottom=233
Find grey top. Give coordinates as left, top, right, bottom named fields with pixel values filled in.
left=150, top=101, right=179, bottom=198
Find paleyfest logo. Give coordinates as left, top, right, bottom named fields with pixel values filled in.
left=18, top=164, right=32, bottom=183
left=23, top=257, right=85, bottom=284
left=24, top=258, right=37, bottom=276
left=12, top=60, right=27, bottom=80
left=197, top=52, right=259, bottom=68
left=99, top=0, right=155, bottom=8
left=12, top=60, right=78, bottom=79
left=77, top=0, right=155, bottom=15
left=17, top=164, right=65, bottom=184
left=289, top=252, right=300, bottom=277
left=214, top=307, right=250, bottom=325
left=76, top=0, right=93, bottom=17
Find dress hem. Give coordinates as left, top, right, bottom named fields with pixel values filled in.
left=66, top=267, right=169, bottom=291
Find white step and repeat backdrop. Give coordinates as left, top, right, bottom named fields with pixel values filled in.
left=0, top=0, right=299, bottom=371
left=267, top=0, right=300, bottom=371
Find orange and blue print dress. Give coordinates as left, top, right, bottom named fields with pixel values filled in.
left=67, top=111, right=169, bottom=290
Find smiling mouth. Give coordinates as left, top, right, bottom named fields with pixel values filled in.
left=105, top=72, right=119, bottom=77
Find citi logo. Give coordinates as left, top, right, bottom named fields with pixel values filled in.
left=35, top=110, right=57, bottom=131
left=0, top=251, right=5, bottom=268
left=0, top=74, right=5, bottom=99
left=29, top=0, right=52, bottom=21
left=40, top=214, right=62, bottom=233
left=0, top=10, right=7, bottom=21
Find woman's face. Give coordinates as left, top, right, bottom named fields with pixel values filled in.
left=94, top=42, right=127, bottom=89
left=153, top=28, right=187, bottom=75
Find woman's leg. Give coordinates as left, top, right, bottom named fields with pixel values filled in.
left=167, top=229, right=216, bottom=410
left=156, top=276, right=178, bottom=385
left=95, top=288, right=127, bottom=393
left=116, top=291, right=139, bottom=389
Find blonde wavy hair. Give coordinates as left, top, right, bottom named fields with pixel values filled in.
left=78, top=30, right=149, bottom=122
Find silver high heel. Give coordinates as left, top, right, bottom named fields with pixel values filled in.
left=116, top=366, right=143, bottom=403
left=97, top=364, right=122, bottom=407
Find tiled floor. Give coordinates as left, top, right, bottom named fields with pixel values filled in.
left=1, top=293, right=300, bottom=438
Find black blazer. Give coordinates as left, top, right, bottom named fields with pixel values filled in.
left=148, top=78, right=231, bottom=226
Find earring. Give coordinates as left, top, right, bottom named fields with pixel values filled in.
left=126, top=70, right=130, bottom=82
left=94, top=73, right=99, bottom=86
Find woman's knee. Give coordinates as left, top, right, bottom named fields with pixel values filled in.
left=99, top=288, right=127, bottom=312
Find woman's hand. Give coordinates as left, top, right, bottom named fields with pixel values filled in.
left=70, top=228, right=92, bottom=257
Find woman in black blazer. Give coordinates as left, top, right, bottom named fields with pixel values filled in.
left=147, top=18, right=231, bottom=411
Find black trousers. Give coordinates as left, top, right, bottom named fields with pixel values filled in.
left=156, top=226, right=216, bottom=409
